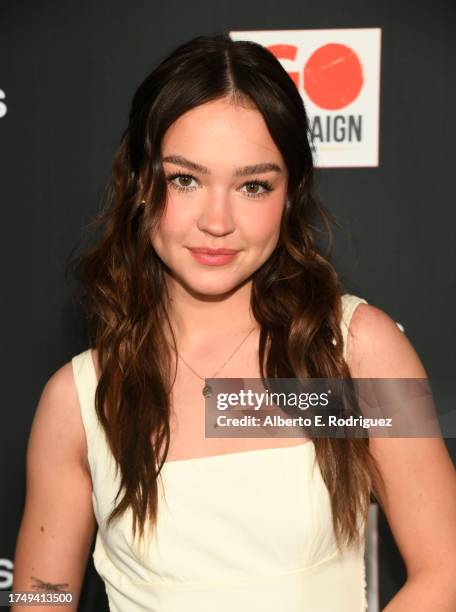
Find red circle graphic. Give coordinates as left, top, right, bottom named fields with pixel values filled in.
left=303, top=43, right=364, bottom=110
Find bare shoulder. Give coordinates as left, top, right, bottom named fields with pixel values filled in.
left=12, top=361, right=95, bottom=604
left=30, top=359, right=90, bottom=475
left=345, top=303, right=456, bottom=577
left=346, top=302, right=428, bottom=378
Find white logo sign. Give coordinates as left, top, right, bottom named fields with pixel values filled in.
left=229, top=29, right=382, bottom=168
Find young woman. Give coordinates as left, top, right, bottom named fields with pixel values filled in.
left=12, top=34, right=456, bottom=611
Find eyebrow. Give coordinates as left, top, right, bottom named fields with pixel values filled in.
left=162, top=155, right=282, bottom=177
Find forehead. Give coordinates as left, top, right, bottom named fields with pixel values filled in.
left=161, top=99, right=285, bottom=172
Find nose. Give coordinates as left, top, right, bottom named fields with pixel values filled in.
left=196, top=194, right=236, bottom=237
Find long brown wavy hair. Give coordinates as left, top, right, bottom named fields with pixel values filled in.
left=69, top=34, right=386, bottom=552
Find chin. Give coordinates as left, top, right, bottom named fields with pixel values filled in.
left=181, top=276, right=244, bottom=299
left=188, top=283, right=238, bottom=298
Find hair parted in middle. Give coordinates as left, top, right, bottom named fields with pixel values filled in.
left=70, top=33, right=386, bottom=552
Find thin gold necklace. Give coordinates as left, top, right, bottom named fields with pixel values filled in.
left=173, top=326, right=257, bottom=398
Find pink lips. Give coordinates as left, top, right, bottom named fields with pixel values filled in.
left=188, top=247, right=239, bottom=266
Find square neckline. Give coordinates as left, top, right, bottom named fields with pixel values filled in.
left=86, top=349, right=314, bottom=469
left=161, top=440, right=315, bottom=468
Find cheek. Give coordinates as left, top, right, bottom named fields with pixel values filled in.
left=242, top=203, right=283, bottom=245
left=152, top=202, right=191, bottom=245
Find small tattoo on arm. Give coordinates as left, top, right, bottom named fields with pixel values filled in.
left=30, top=576, right=70, bottom=592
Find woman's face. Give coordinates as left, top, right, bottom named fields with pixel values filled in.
left=150, top=97, right=288, bottom=298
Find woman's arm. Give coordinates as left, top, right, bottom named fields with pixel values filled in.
left=348, top=304, right=456, bottom=611
left=11, top=362, right=97, bottom=611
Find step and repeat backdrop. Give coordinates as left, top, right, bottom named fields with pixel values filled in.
left=0, top=1, right=454, bottom=610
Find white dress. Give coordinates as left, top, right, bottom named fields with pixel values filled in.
left=71, top=293, right=369, bottom=611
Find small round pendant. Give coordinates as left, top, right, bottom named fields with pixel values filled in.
left=202, top=383, right=212, bottom=398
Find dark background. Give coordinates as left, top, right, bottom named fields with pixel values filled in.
left=1, top=0, right=454, bottom=609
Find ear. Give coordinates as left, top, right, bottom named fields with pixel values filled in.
left=138, top=175, right=145, bottom=202
left=138, top=173, right=155, bottom=205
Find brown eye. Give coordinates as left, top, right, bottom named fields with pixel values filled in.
left=240, top=180, right=273, bottom=199
left=166, top=173, right=198, bottom=192
left=177, top=176, right=192, bottom=187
